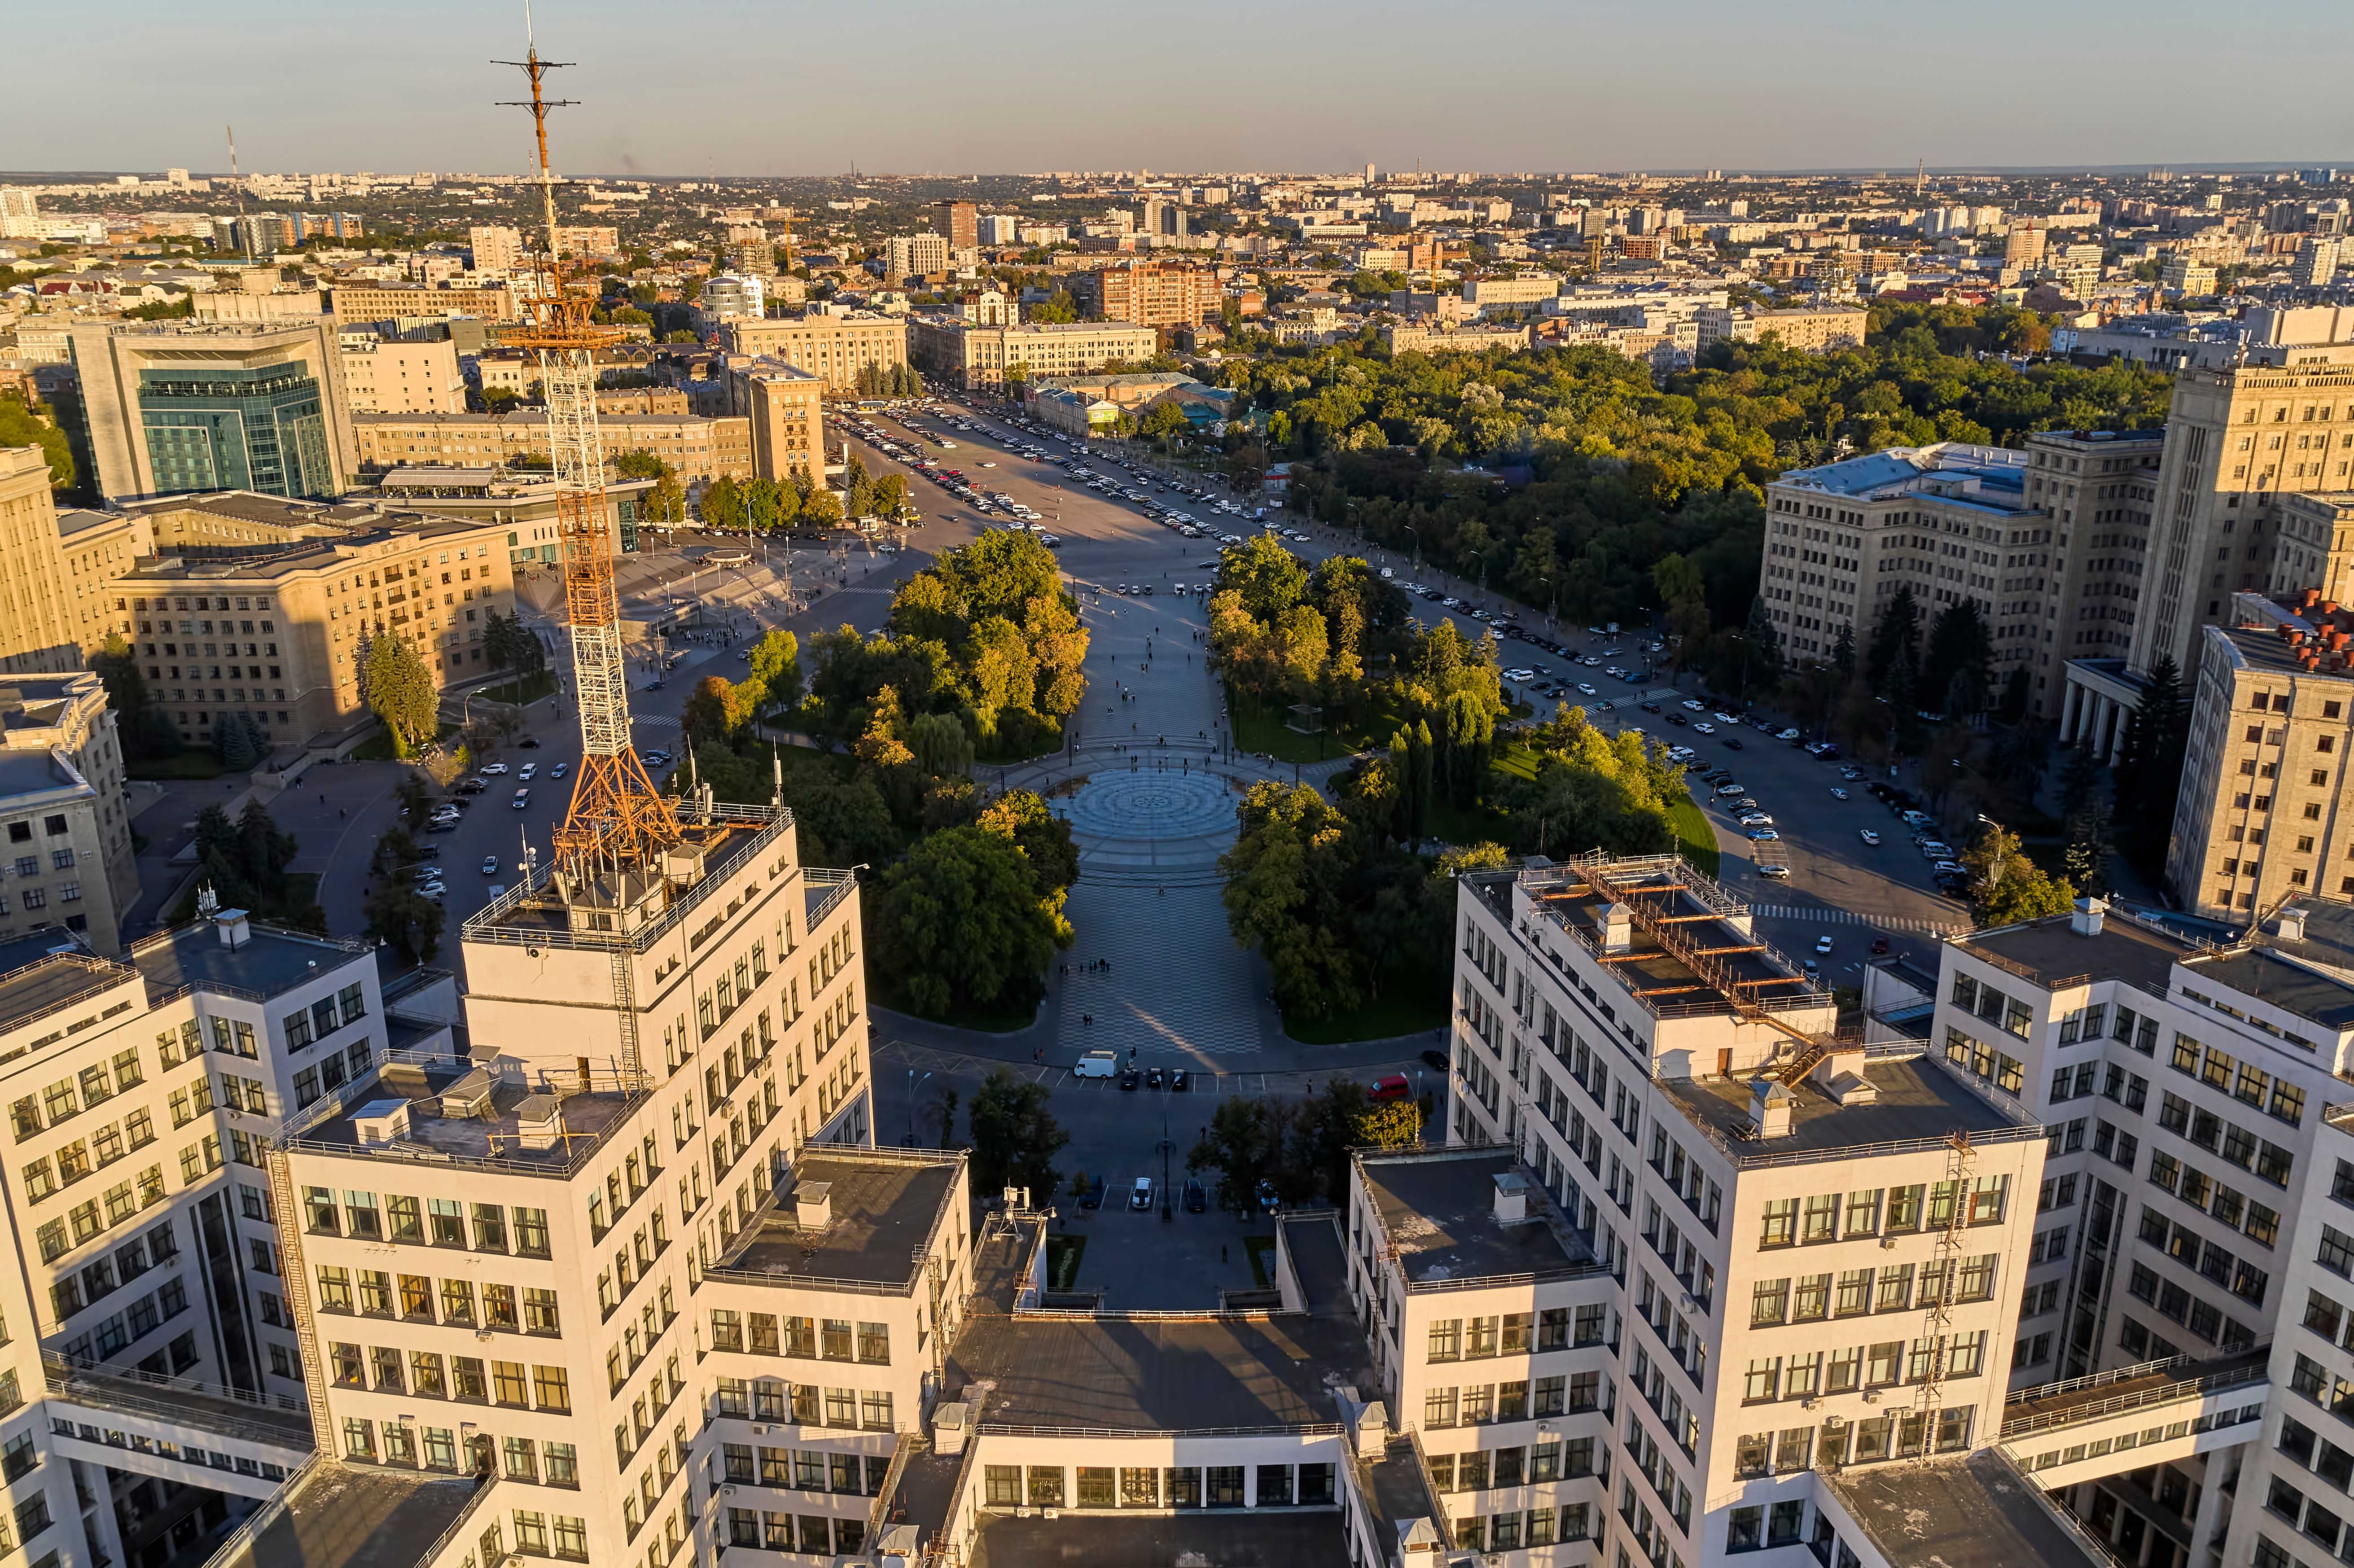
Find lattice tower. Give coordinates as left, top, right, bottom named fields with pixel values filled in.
left=495, top=25, right=680, bottom=876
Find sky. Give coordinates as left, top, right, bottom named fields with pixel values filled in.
left=12, top=0, right=2353, bottom=179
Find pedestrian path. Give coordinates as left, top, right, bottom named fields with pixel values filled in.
left=635, top=714, right=682, bottom=730
left=1748, top=904, right=1971, bottom=937
left=1056, top=882, right=1268, bottom=1060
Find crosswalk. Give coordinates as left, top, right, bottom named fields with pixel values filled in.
left=635, top=715, right=682, bottom=729
left=1748, top=904, right=1971, bottom=937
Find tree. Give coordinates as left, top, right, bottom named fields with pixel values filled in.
left=1188, top=1098, right=1280, bottom=1217
left=1964, top=825, right=2076, bottom=926
left=1921, top=601, right=1991, bottom=719
left=362, top=635, right=438, bottom=757
left=966, top=1069, right=1069, bottom=1202
left=1291, top=1081, right=1421, bottom=1204
left=701, top=474, right=746, bottom=532
left=800, top=489, right=844, bottom=527
left=977, top=789, right=1079, bottom=897
left=872, top=826, right=1070, bottom=1018
left=1026, top=292, right=1077, bottom=324
left=1220, top=782, right=1363, bottom=1021
left=907, top=711, right=973, bottom=777
left=2064, top=797, right=2114, bottom=898
left=1865, top=587, right=1920, bottom=698
left=91, top=633, right=166, bottom=758
left=744, top=630, right=801, bottom=714
left=0, top=393, right=77, bottom=491
left=482, top=609, right=544, bottom=675
left=1217, top=534, right=1309, bottom=622
left=2112, top=654, right=2188, bottom=876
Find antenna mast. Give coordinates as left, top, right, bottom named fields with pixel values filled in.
left=495, top=13, right=681, bottom=878
left=227, top=127, right=246, bottom=256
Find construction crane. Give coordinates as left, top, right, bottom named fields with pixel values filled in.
left=495, top=18, right=681, bottom=877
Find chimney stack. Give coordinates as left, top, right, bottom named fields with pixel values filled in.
left=2070, top=896, right=2107, bottom=937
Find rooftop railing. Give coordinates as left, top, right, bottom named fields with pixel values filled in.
left=460, top=804, right=792, bottom=953
left=191, top=1451, right=324, bottom=1568
left=1999, top=1358, right=2268, bottom=1440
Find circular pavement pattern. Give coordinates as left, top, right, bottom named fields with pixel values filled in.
left=1061, top=770, right=1236, bottom=841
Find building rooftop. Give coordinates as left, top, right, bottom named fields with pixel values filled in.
left=129, top=920, right=372, bottom=1006
left=1358, top=1147, right=1595, bottom=1286
left=713, top=1151, right=960, bottom=1291
left=0, top=950, right=129, bottom=1039
left=2181, top=946, right=2354, bottom=1032
left=969, top=1511, right=1349, bottom=1568
left=462, top=803, right=786, bottom=953
left=1661, top=1051, right=2034, bottom=1165
left=1772, top=441, right=2029, bottom=506
left=1955, top=907, right=2190, bottom=994
left=288, top=1058, right=640, bottom=1175
left=1357, top=1437, right=1442, bottom=1554
left=244, top=1463, right=483, bottom=1568
left=1822, top=1447, right=2104, bottom=1568
left=947, top=1305, right=1368, bottom=1433
left=1476, top=857, right=1830, bottom=1021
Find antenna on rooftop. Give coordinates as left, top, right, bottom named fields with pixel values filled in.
left=226, top=127, right=246, bottom=256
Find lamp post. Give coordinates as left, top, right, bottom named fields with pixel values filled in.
left=906, top=1069, right=931, bottom=1148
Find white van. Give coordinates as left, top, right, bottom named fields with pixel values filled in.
left=1073, top=1050, right=1118, bottom=1079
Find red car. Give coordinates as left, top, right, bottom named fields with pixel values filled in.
left=1870, top=937, right=1891, bottom=955
left=1369, top=1073, right=1411, bottom=1102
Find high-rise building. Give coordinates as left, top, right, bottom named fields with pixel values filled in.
left=2003, top=220, right=2049, bottom=269
left=721, top=313, right=909, bottom=394
left=0, top=187, right=42, bottom=239
left=63, top=320, right=355, bottom=504
left=327, top=281, right=520, bottom=325
left=468, top=223, right=526, bottom=273
left=1065, top=259, right=1220, bottom=328
left=2295, top=236, right=2342, bottom=290
left=881, top=233, right=950, bottom=280
left=695, top=273, right=765, bottom=323
left=336, top=333, right=466, bottom=414
left=931, top=199, right=978, bottom=253
left=975, top=214, right=1020, bottom=246
left=905, top=316, right=1159, bottom=390
left=0, top=446, right=80, bottom=675
left=0, top=671, right=139, bottom=952
left=726, top=359, right=825, bottom=486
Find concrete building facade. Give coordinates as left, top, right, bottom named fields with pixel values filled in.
left=1066, top=261, right=1221, bottom=328
left=0, top=448, right=81, bottom=675
left=724, top=360, right=824, bottom=487
left=65, top=321, right=356, bottom=505
left=337, top=336, right=466, bottom=416
left=0, top=673, right=139, bottom=953
left=719, top=315, right=907, bottom=395
left=906, top=318, right=1159, bottom=390
left=353, top=413, right=750, bottom=489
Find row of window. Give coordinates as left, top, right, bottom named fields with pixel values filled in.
left=316, top=1267, right=559, bottom=1333
left=1949, top=971, right=2034, bottom=1038
left=711, top=1376, right=894, bottom=1432
left=2135, top=1207, right=2271, bottom=1305
left=1759, top=1178, right=2006, bottom=1248
left=2150, top=1151, right=2282, bottom=1247
left=1447, top=1505, right=1583, bottom=1554
left=2155, top=1091, right=2296, bottom=1187
left=290, top=1044, right=377, bottom=1110
left=330, top=1345, right=570, bottom=1411
left=1943, top=1026, right=2025, bottom=1096
left=980, top=1463, right=1336, bottom=1510
left=709, top=1309, right=888, bottom=1363
left=1427, top=1436, right=1596, bottom=1492
left=1421, top=1374, right=1584, bottom=1429
left=278, top=984, right=368, bottom=1049
left=723, top=1510, right=864, bottom=1559
left=1741, top=1332, right=1990, bottom=1403
left=303, top=1189, right=551, bottom=1255
left=10, top=1049, right=156, bottom=1142
left=1425, top=1307, right=1589, bottom=1362
left=717, top=1444, right=890, bottom=1496
left=2167, top=1030, right=2307, bottom=1124
left=2124, top=1262, right=2258, bottom=1349
left=1749, top=1254, right=1999, bottom=1326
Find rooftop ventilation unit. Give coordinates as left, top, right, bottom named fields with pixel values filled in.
left=350, top=1099, right=412, bottom=1147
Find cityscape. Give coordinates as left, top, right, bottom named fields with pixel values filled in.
left=1, top=13, right=2353, bottom=1568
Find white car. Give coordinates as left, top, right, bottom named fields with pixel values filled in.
left=1681, top=699, right=1705, bottom=712
left=1815, top=936, right=1834, bottom=955
left=518, top=762, right=537, bottom=780
left=1073, top=1050, right=1118, bottom=1080
left=1578, top=683, right=1598, bottom=696
left=1738, top=813, right=1773, bottom=828
left=1692, top=722, right=1716, bottom=735
left=1829, top=787, right=1848, bottom=800
left=1778, top=727, right=1802, bottom=741
left=1758, top=864, right=1791, bottom=880
left=1860, top=829, right=1882, bottom=846
left=481, top=762, right=508, bottom=775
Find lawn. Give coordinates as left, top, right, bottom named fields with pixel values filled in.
left=478, top=670, right=558, bottom=706
left=1044, top=1235, right=1086, bottom=1292
left=1284, top=972, right=1451, bottom=1046
left=1244, top=1235, right=1278, bottom=1291
left=1225, top=683, right=1405, bottom=766
left=1668, top=796, right=1720, bottom=877
left=128, top=751, right=225, bottom=781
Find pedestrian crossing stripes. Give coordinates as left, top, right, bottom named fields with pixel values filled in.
left=1748, top=904, right=1970, bottom=937
left=634, top=715, right=682, bottom=729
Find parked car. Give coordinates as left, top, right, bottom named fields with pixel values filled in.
left=1119, top=1068, right=1140, bottom=1091
left=1074, top=1050, right=1117, bottom=1079
left=1184, top=1180, right=1207, bottom=1213
left=1144, top=1066, right=1164, bottom=1090
left=1169, top=1068, right=1190, bottom=1092
left=1078, top=1176, right=1106, bottom=1210
left=1420, top=1048, right=1450, bottom=1073
left=1758, top=864, right=1791, bottom=880
left=1369, top=1073, right=1410, bottom=1102
left=1130, top=1178, right=1154, bottom=1212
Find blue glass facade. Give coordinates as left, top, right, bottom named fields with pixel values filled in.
left=138, top=364, right=335, bottom=498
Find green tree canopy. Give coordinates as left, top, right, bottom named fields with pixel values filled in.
left=967, top=1069, right=1069, bottom=1202
left=363, top=636, right=438, bottom=757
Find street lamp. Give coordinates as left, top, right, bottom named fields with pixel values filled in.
left=1402, top=524, right=1421, bottom=573
left=906, top=1070, right=931, bottom=1148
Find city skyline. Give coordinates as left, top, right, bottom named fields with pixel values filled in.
left=11, top=0, right=2354, bottom=178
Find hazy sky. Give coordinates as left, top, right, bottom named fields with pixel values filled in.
left=14, top=0, right=2353, bottom=178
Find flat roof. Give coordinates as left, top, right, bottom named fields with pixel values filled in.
left=1358, top=1437, right=1440, bottom=1545
left=295, top=1060, right=637, bottom=1172
left=1358, top=1148, right=1593, bottom=1284
left=1955, top=909, right=2188, bottom=993
left=1661, top=1052, right=2027, bottom=1164
left=238, top=1464, right=480, bottom=1568
left=130, top=922, right=372, bottom=1005
left=948, top=1305, right=1369, bottom=1432
left=715, top=1152, right=958, bottom=1290
left=2182, top=947, right=2354, bottom=1031
left=1823, top=1448, right=2104, bottom=1568
left=970, top=1511, right=1349, bottom=1568
left=0, top=951, right=128, bottom=1036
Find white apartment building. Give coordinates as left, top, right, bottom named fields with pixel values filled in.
left=0, top=675, right=139, bottom=955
